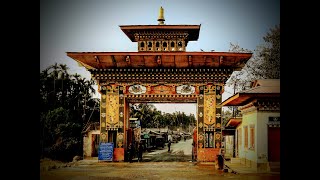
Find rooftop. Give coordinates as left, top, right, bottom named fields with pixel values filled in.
left=221, top=79, right=280, bottom=106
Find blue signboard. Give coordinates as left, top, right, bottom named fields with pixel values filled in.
left=98, top=142, right=114, bottom=161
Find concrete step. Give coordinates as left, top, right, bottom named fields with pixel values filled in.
left=230, top=158, right=240, bottom=164
left=269, top=162, right=280, bottom=172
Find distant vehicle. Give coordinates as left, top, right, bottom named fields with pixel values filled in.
left=172, top=134, right=181, bottom=143
left=140, top=139, right=147, bottom=151
left=155, top=136, right=165, bottom=148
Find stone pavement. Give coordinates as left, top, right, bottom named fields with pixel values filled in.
left=197, top=160, right=280, bottom=175
left=41, top=160, right=281, bottom=180
left=224, top=160, right=280, bottom=175
left=77, top=158, right=280, bottom=175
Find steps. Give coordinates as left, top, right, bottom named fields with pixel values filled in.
left=230, top=158, right=240, bottom=164
left=269, top=162, right=280, bottom=172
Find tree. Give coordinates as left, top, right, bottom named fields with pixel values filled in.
left=221, top=109, right=234, bottom=126
left=40, top=64, right=99, bottom=161
left=227, top=25, right=280, bottom=92
left=129, top=103, right=195, bottom=130
left=130, top=103, right=153, bottom=128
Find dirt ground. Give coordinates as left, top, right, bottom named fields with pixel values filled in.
left=40, top=139, right=280, bottom=180
left=40, top=161, right=280, bottom=180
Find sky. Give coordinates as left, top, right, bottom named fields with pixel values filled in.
left=40, top=0, right=280, bottom=115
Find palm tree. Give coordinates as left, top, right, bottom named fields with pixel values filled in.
left=40, top=63, right=99, bottom=160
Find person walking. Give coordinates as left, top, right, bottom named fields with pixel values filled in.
left=138, top=141, right=143, bottom=162
left=128, top=143, right=135, bottom=163
left=217, top=148, right=225, bottom=170
left=167, top=140, right=172, bottom=152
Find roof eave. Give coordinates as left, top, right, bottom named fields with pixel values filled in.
left=221, top=93, right=240, bottom=106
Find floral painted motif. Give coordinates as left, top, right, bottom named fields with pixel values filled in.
left=176, top=85, right=195, bottom=95
left=199, top=134, right=204, bottom=141
left=129, top=85, right=147, bottom=94
left=199, top=122, right=203, bottom=128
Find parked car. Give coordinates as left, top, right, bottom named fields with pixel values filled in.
left=155, top=136, right=165, bottom=148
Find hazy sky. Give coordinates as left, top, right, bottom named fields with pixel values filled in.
left=40, top=0, right=280, bottom=115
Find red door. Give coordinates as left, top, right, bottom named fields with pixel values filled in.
left=268, top=127, right=280, bottom=162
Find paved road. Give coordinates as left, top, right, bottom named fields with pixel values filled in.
left=147, top=138, right=193, bottom=155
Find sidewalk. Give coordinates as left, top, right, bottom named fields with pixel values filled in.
left=197, top=159, right=280, bottom=175
left=224, top=160, right=280, bottom=175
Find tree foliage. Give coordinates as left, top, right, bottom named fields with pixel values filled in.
left=129, top=103, right=196, bottom=131
left=227, top=25, right=280, bottom=92
left=40, top=63, right=100, bottom=161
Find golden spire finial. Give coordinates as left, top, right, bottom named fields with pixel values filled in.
left=157, top=6, right=165, bottom=25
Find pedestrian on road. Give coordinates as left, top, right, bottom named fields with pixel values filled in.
left=168, top=140, right=171, bottom=152
left=168, top=134, right=172, bottom=142
left=217, top=148, right=225, bottom=170
left=138, top=141, right=143, bottom=162
left=128, top=143, right=135, bottom=163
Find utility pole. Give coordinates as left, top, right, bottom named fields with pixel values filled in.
left=232, top=81, right=237, bottom=118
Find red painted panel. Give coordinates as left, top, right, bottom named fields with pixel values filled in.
left=268, top=127, right=280, bottom=162
left=113, top=148, right=124, bottom=161
left=197, top=148, right=220, bottom=162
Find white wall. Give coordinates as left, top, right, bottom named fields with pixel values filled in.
left=83, top=130, right=100, bottom=157
left=237, top=109, right=280, bottom=167
left=238, top=110, right=258, bottom=163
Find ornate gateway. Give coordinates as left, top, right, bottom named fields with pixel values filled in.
left=67, top=7, right=252, bottom=162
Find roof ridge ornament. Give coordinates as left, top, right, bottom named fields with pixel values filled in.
left=157, top=6, right=165, bottom=25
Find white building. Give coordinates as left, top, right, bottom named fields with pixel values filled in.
left=221, top=79, right=280, bottom=172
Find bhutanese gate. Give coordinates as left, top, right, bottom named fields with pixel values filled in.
left=67, top=7, right=252, bottom=162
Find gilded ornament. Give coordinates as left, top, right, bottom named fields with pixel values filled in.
left=101, top=133, right=107, bottom=140
left=118, top=133, right=123, bottom=140
left=118, top=142, right=123, bottom=148
left=215, top=142, right=221, bottom=148
left=215, top=133, right=221, bottom=140
left=216, top=94, right=221, bottom=99
left=199, top=134, right=204, bottom=141
left=119, top=121, right=123, bottom=127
